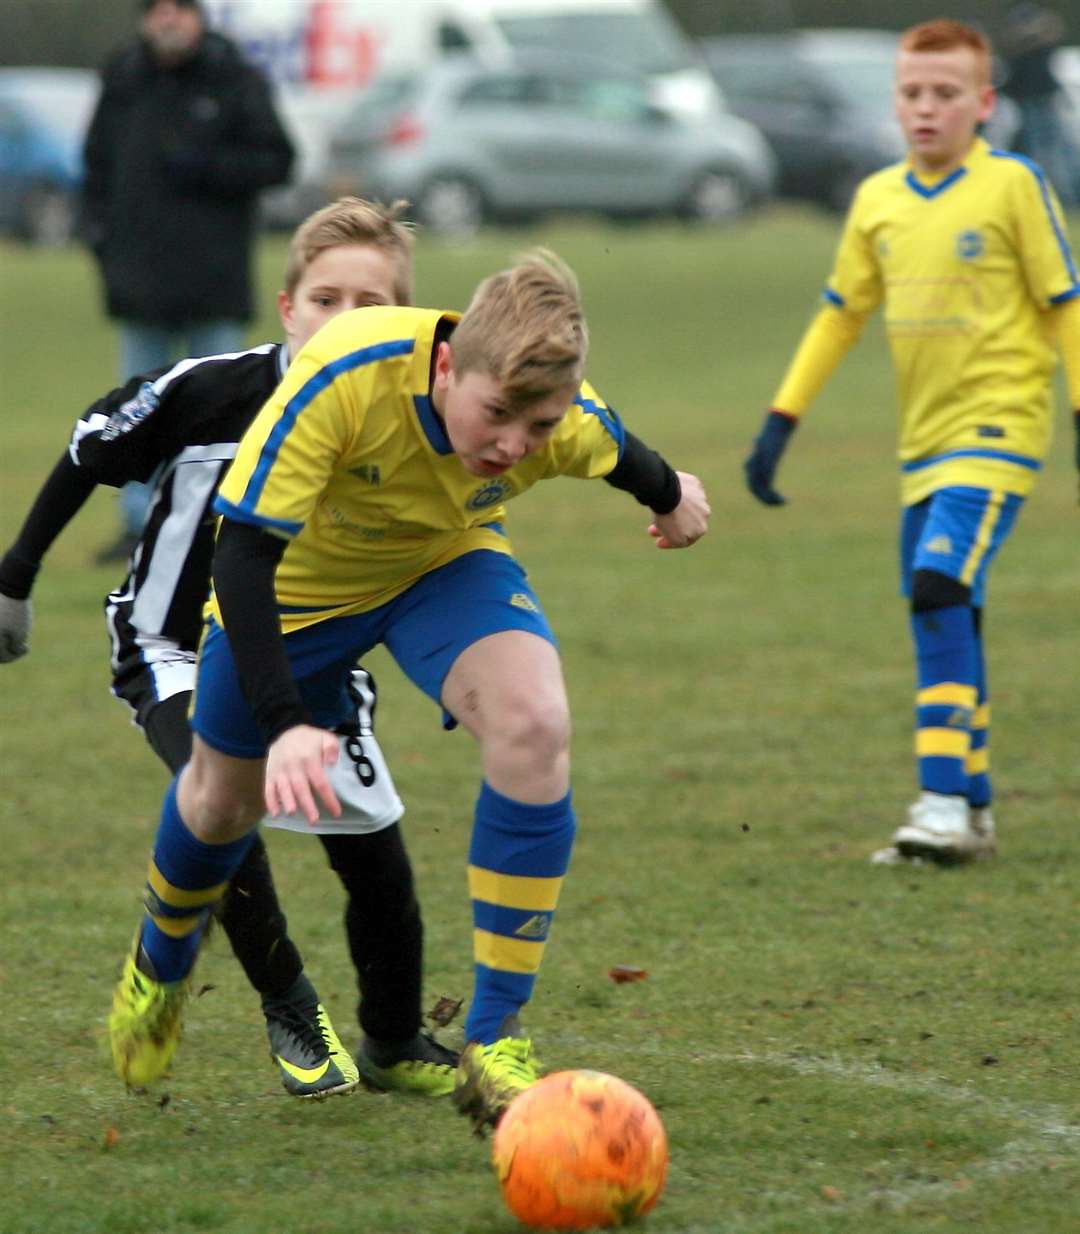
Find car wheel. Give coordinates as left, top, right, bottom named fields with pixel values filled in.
left=20, top=183, right=75, bottom=246
left=681, top=167, right=750, bottom=224
left=416, top=175, right=485, bottom=240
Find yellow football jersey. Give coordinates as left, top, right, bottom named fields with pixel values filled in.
left=213, top=305, right=622, bottom=631
left=826, top=137, right=1079, bottom=504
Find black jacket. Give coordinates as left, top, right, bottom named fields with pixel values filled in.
left=80, top=31, right=294, bottom=326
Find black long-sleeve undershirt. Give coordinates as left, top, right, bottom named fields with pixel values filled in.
left=0, top=453, right=98, bottom=599
left=211, top=520, right=307, bottom=746
left=607, top=430, right=681, bottom=514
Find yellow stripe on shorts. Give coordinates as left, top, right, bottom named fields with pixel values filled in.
left=916, top=728, right=971, bottom=758
left=959, top=491, right=1005, bottom=586
left=473, top=928, right=545, bottom=974
left=467, top=865, right=562, bottom=912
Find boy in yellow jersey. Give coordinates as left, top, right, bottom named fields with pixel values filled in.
left=744, top=19, right=1080, bottom=865
left=107, top=249, right=710, bottom=1127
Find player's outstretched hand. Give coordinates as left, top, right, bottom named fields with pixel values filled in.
left=744, top=409, right=798, bottom=506
left=0, top=594, right=31, bottom=663
left=649, top=471, right=710, bottom=549
left=265, top=724, right=343, bottom=824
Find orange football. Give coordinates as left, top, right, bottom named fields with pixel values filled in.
left=492, top=1070, right=668, bottom=1230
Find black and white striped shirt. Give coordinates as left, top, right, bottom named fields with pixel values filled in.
left=0, top=344, right=288, bottom=699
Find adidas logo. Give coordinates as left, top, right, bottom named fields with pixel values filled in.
left=348, top=463, right=381, bottom=485
left=514, top=914, right=551, bottom=940
left=925, top=534, right=953, bottom=555
left=509, top=592, right=539, bottom=613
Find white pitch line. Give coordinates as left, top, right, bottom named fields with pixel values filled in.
left=723, top=1048, right=1080, bottom=1143
left=551, top=1033, right=1080, bottom=1216
left=721, top=1049, right=1080, bottom=1213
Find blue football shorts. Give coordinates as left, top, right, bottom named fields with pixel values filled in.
left=191, top=548, right=557, bottom=758
left=899, top=485, right=1024, bottom=607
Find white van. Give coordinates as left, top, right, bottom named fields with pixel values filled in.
left=202, top=0, right=721, bottom=120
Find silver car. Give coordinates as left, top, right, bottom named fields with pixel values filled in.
left=325, top=54, right=775, bottom=237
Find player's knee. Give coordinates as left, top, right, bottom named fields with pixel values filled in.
left=910, top=568, right=971, bottom=613
left=494, top=691, right=571, bottom=773
left=179, top=745, right=264, bottom=839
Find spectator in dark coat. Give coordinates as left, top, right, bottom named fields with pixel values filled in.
left=80, top=0, right=294, bottom=561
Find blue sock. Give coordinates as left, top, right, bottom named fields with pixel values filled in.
left=465, top=782, right=576, bottom=1044
left=140, top=778, right=256, bottom=982
left=911, top=605, right=977, bottom=797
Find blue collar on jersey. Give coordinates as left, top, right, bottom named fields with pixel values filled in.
left=413, top=393, right=454, bottom=454
left=904, top=164, right=968, bottom=199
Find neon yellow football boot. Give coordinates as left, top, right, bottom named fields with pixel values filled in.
left=109, top=944, right=190, bottom=1088
left=452, top=1015, right=542, bottom=1131
left=355, top=1032, right=459, bottom=1097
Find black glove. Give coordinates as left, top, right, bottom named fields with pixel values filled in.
left=744, top=410, right=797, bottom=506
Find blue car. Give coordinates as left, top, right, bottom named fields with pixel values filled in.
left=0, top=68, right=98, bottom=245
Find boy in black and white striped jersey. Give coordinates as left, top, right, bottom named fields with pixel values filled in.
left=0, top=198, right=458, bottom=1098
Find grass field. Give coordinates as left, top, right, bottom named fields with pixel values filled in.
left=1, top=208, right=1078, bottom=1234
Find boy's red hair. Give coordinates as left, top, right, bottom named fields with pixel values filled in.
left=899, top=19, right=992, bottom=85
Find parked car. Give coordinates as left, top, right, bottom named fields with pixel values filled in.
left=700, top=30, right=1019, bottom=212
left=0, top=67, right=98, bottom=245
left=324, top=53, right=775, bottom=238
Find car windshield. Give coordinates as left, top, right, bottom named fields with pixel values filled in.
left=806, top=53, right=897, bottom=112
left=495, top=12, right=691, bottom=76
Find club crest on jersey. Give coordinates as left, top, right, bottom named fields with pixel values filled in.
left=466, top=478, right=512, bottom=510
left=100, top=382, right=159, bottom=442
left=956, top=229, right=984, bottom=260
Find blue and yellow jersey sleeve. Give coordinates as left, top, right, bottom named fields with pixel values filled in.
left=826, top=181, right=886, bottom=317
left=769, top=180, right=880, bottom=415
left=1051, top=294, right=1080, bottom=409
left=533, top=380, right=624, bottom=480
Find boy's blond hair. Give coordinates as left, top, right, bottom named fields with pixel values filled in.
left=451, top=250, right=588, bottom=407
left=899, top=19, right=992, bottom=85
left=283, top=197, right=414, bottom=305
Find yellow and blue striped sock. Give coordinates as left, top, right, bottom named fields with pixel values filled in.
left=140, top=778, right=256, bottom=982
left=911, top=606, right=977, bottom=797
left=465, top=782, right=575, bottom=1045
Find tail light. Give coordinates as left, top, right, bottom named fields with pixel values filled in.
left=385, top=112, right=423, bottom=146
